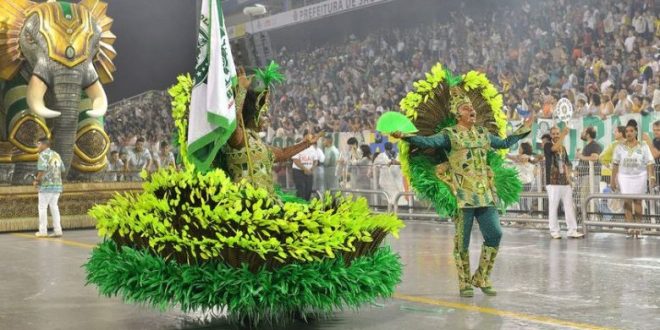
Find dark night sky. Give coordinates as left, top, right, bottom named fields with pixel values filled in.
left=103, top=0, right=198, bottom=103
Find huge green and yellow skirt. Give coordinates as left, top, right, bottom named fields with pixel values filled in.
left=84, top=167, right=404, bottom=325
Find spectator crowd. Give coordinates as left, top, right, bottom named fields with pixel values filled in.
left=102, top=0, right=660, bottom=205
left=268, top=0, right=659, bottom=139
left=106, top=0, right=659, bottom=147
left=105, top=90, right=174, bottom=157
left=104, top=91, right=177, bottom=181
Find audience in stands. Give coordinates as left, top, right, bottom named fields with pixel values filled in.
left=106, top=0, right=658, bottom=147
left=269, top=0, right=659, bottom=134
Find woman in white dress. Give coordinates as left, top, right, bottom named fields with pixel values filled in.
left=611, top=120, right=656, bottom=238
left=373, top=142, right=404, bottom=206
left=512, top=142, right=537, bottom=213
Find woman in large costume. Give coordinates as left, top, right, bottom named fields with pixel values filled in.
left=222, top=66, right=321, bottom=195
left=386, top=64, right=531, bottom=297
left=84, top=64, right=404, bottom=326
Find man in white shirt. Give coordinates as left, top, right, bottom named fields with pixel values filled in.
left=105, top=151, right=124, bottom=182
left=292, top=135, right=319, bottom=200
left=603, top=12, right=615, bottom=35
left=586, top=9, right=597, bottom=30
left=633, top=13, right=647, bottom=34
left=155, top=141, right=176, bottom=170
left=652, top=81, right=660, bottom=112
left=600, top=79, right=613, bottom=95
left=373, top=142, right=403, bottom=205
left=126, top=137, right=152, bottom=181
left=312, top=143, right=326, bottom=193
left=614, top=89, right=633, bottom=115
left=323, top=136, right=340, bottom=191
left=624, top=31, right=636, bottom=53
left=338, top=137, right=360, bottom=188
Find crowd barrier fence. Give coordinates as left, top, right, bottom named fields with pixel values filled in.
left=329, top=189, right=393, bottom=213
left=7, top=157, right=660, bottom=237
left=581, top=193, right=660, bottom=235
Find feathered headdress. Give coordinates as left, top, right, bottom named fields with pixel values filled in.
left=446, top=69, right=472, bottom=115
left=399, top=64, right=505, bottom=137
left=253, top=61, right=285, bottom=124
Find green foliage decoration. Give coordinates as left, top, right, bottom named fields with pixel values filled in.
left=90, top=165, right=404, bottom=266
left=85, top=240, right=402, bottom=325
left=168, top=74, right=194, bottom=170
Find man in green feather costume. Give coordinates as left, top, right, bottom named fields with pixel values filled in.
left=393, top=84, right=532, bottom=297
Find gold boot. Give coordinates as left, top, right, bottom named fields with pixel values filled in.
left=472, top=245, right=498, bottom=296
left=455, top=250, right=473, bottom=297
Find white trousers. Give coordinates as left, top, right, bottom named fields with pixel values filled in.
left=38, top=192, right=62, bottom=234
left=546, top=185, right=578, bottom=234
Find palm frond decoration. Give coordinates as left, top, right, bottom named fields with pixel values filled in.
left=254, top=61, right=285, bottom=87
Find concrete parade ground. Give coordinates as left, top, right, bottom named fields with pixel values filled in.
left=0, top=221, right=658, bottom=330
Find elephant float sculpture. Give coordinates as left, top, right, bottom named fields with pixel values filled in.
left=0, top=0, right=116, bottom=183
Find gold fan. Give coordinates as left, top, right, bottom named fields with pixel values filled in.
left=0, top=0, right=35, bottom=80
left=0, top=0, right=117, bottom=83
left=79, top=0, right=117, bottom=83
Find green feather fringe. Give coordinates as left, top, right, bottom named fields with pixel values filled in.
left=487, top=151, right=523, bottom=210
left=401, top=150, right=522, bottom=217
left=85, top=240, right=402, bottom=326
left=399, top=117, right=458, bottom=217
left=255, top=61, right=285, bottom=88
left=408, top=154, right=458, bottom=217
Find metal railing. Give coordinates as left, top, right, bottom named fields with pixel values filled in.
left=102, top=170, right=144, bottom=182
left=330, top=189, right=393, bottom=213
left=391, top=192, right=443, bottom=220
left=500, top=192, right=551, bottom=224
left=581, top=193, right=660, bottom=235
left=5, top=152, right=660, bottom=237
left=326, top=187, right=660, bottom=236
left=107, top=90, right=169, bottom=110
left=389, top=191, right=556, bottom=224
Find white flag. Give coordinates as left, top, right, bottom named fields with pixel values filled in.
left=188, top=0, right=236, bottom=171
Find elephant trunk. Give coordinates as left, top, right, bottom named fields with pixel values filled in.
left=44, top=70, right=83, bottom=176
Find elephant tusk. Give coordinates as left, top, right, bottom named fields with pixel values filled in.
left=26, top=75, right=61, bottom=118
left=84, top=81, right=108, bottom=118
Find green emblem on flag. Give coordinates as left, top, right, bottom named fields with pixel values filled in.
left=194, top=23, right=210, bottom=85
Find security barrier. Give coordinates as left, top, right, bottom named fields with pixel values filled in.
left=329, top=189, right=393, bottom=213
left=8, top=152, right=660, bottom=238
left=392, top=192, right=443, bottom=221
left=500, top=192, right=553, bottom=225
left=581, top=193, right=660, bottom=235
